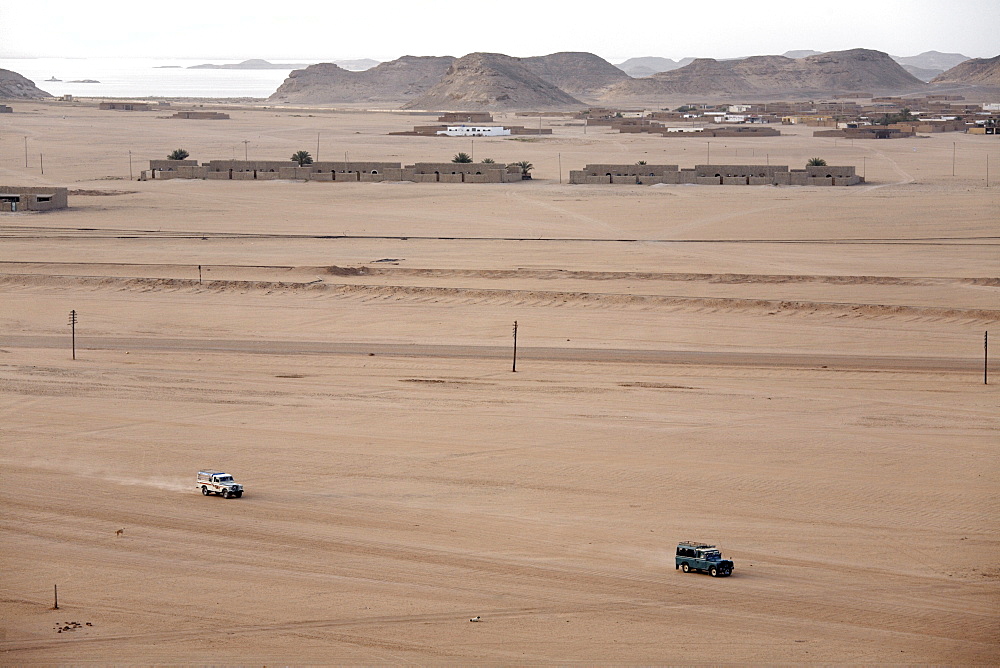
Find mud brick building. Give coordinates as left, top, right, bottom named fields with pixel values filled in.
left=569, top=164, right=862, bottom=186
left=0, top=186, right=69, bottom=211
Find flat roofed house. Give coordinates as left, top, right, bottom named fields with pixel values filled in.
left=0, top=186, right=69, bottom=212
left=435, top=125, right=512, bottom=137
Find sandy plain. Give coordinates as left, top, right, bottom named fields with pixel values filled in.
left=0, top=100, right=998, bottom=664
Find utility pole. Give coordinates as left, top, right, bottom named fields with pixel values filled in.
left=986, top=331, right=990, bottom=385
left=511, top=321, right=518, bottom=373
left=952, top=142, right=956, bottom=176
left=53, top=584, right=59, bottom=610
left=40, top=154, right=43, bottom=175
left=471, top=138, right=474, bottom=162
left=558, top=153, right=562, bottom=184
left=128, top=150, right=133, bottom=181
left=242, top=140, right=249, bottom=161
left=24, top=136, right=28, bottom=168
left=707, top=141, right=711, bottom=163
left=316, top=132, right=320, bottom=161
left=68, top=310, right=77, bottom=360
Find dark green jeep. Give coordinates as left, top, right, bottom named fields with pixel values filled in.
left=675, top=541, right=734, bottom=577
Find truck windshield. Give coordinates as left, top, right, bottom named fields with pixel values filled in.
left=702, top=552, right=721, bottom=560
left=217, top=476, right=233, bottom=482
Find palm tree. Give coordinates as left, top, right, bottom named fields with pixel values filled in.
left=452, top=152, right=473, bottom=163
left=806, top=157, right=827, bottom=166
left=167, top=149, right=189, bottom=160
left=636, top=160, right=647, bottom=165
left=291, top=150, right=313, bottom=166
left=481, top=158, right=495, bottom=164
left=513, top=160, right=533, bottom=179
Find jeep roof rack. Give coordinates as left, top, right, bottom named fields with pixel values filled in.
left=678, top=541, right=715, bottom=549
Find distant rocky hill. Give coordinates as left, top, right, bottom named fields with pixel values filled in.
left=899, top=64, right=947, bottom=82
left=191, top=58, right=379, bottom=72
left=403, top=53, right=582, bottom=110
left=269, top=56, right=454, bottom=104
left=891, top=51, right=970, bottom=82
left=893, top=51, right=970, bottom=72
left=616, top=57, right=686, bottom=78
left=521, top=52, right=629, bottom=96
left=333, top=59, right=381, bottom=72
left=782, top=50, right=823, bottom=59
left=0, top=68, right=50, bottom=99
left=931, top=55, right=1000, bottom=86
left=190, top=59, right=309, bottom=70
left=602, top=49, right=924, bottom=101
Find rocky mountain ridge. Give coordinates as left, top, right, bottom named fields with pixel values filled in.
left=522, top=52, right=629, bottom=97
left=403, top=53, right=582, bottom=110
left=602, top=49, right=925, bottom=101
left=270, top=56, right=454, bottom=104
left=931, top=54, right=1000, bottom=86
left=269, top=48, right=953, bottom=109
left=615, top=57, right=692, bottom=78
left=0, top=69, right=50, bottom=99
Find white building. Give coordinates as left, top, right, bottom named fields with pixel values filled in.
left=665, top=127, right=706, bottom=133
left=436, top=126, right=512, bottom=137
left=728, top=104, right=751, bottom=113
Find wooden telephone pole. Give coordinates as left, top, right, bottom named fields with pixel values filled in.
left=512, top=321, right=518, bottom=373
left=68, top=310, right=77, bottom=360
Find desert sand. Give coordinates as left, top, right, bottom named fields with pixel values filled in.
left=1, top=100, right=998, bottom=663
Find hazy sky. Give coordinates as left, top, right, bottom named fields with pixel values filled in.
left=3, top=0, right=998, bottom=62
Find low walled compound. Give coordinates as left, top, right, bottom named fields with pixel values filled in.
left=814, top=127, right=913, bottom=139
left=0, top=186, right=69, bottom=212
left=391, top=124, right=552, bottom=136
left=169, top=111, right=230, bottom=120
left=616, top=122, right=781, bottom=138
left=144, top=159, right=860, bottom=186
left=569, top=164, right=863, bottom=186
left=144, top=160, right=523, bottom=183
left=437, top=112, right=494, bottom=123
left=100, top=102, right=152, bottom=111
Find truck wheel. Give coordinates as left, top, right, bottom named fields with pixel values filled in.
left=235, top=491, right=243, bottom=498
left=681, top=563, right=691, bottom=573
left=222, top=490, right=230, bottom=499
left=710, top=567, right=718, bottom=577
left=202, top=486, right=210, bottom=496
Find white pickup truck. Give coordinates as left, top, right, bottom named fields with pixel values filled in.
left=197, top=470, right=244, bottom=498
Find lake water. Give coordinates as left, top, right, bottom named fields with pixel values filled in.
left=0, top=58, right=299, bottom=98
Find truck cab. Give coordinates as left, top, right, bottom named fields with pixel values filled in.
left=197, top=470, right=244, bottom=498
left=676, top=541, right=733, bottom=577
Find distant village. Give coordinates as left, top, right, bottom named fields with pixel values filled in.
left=5, top=91, right=999, bottom=212
left=391, top=99, right=999, bottom=139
